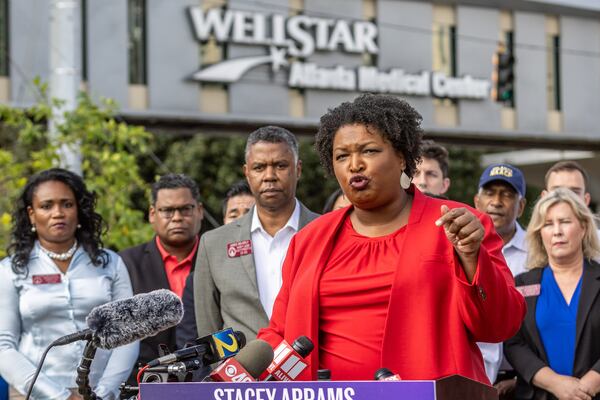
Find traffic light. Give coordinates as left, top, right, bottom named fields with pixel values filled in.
left=491, top=47, right=515, bottom=105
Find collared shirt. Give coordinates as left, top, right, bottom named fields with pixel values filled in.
left=156, top=236, right=199, bottom=298
left=502, top=223, right=528, bottom=277
left=0, top=243, right=138, bottom=400
left=251, top=200, right=300, bottom=318
left=478, top=222, right=529, bottom=383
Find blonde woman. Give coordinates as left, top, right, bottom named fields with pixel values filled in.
left=504, top=188, right=600, bottom=400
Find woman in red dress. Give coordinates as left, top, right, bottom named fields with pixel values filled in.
left=257, top=94, right=526, bottom=384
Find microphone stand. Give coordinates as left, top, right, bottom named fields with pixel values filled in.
left=76, top=340, right=100, bottom=400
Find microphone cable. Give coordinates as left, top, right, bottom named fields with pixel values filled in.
left=25, top=334, right=71, bottom=400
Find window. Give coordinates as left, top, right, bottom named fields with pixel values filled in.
left=432, top=3, right=458, bottom=125
left=81, top=0, right=87, bottom=81
left=433, top=25, right=456, bottom=78
left=128, top=0, right=146, bottom=85
left=0, top=0, right=9, bottom=76
left=547, top=34, right=561, bottom=111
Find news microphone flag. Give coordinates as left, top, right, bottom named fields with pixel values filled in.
left=266, top=339, right=311, bottom=381
left=208, top=340, right=274, bottom=382
left=210, top=328, right=244, bottom=360
left=146, top=328, right=245, bottom=367
left=210, top=357, right=256, bottom=382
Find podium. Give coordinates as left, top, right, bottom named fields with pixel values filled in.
left=140, top=375, right=497, bottom=400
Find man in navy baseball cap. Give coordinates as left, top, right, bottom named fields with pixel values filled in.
left=474, top=163, right=526, bottom=249
left=473, top=163, right=527, bottom=390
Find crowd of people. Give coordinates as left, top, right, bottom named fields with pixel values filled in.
left=0, top=93, right=599, bottom=400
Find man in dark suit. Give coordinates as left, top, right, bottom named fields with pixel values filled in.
left=120, top=173, right=204, bottom=383
left=194, top=126, right=319, bottom=342
left=176, top=180, right=254, bottom=348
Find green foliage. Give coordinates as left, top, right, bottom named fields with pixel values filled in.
left=296, top=139, right=340, bottom=213
left=162, top=135, right=248, bottom=221
left=0, top=91, right=154, bottom=257
left=446, top=146, right=484, bottom=206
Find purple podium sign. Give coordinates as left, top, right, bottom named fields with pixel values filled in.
left=140, top=375, right=497, bottom=400
left=140, top=381, right=433, bottom=400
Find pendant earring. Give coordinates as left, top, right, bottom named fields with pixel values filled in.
left=31, top=224, right=36, bottom=232
left=400, top=171, right=412, bottom=190
left=77, top=224, right=81, bottom=229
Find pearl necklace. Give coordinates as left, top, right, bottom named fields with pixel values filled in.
left=40, top=240, right=78, bottom=261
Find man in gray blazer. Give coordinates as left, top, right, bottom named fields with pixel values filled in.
left=194, top=126, right=319, bottom=341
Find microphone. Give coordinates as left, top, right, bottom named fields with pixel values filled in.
left=53, top=289, right=184, bottom=349
left=146, top=359, right=204, bottom=374
left=73, top=290, right=182, bottom=400
left=208, top=339, right=274, bottom=382
left=146, top=328, right=246, bottom=367
left=374, top=368, right=402, bottom=381
left=264, top=336, right=314, bottom=381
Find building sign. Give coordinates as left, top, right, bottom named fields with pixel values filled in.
left=188, top=7, right=490, bottom=100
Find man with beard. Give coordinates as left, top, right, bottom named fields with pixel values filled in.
left=194, top=126, right=319, bottom=341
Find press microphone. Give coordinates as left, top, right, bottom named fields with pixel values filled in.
left=208, top=339, right=274, bottom=382
left=264, top=336, right=314, bottom=381
left=146, top=328, right=246, bottom=367
left=146, top=359, right=204, bottom=374
left=53, top=289, right=184, bottom=349
left=374, top=368, right=402, bottom=381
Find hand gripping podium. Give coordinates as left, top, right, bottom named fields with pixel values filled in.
left=140, top=375, right=498, bottom=400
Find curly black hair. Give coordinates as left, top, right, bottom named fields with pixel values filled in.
left=7, top=168, right=109, bottom=275
left=315, top=94, right=424, bottom=177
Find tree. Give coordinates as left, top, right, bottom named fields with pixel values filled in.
left=0, top=88, right=154, bottom=257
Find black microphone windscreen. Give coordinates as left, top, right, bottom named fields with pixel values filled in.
left=235, top=339, right=274, bottom=378
left=292, top=336, right=314, bottom=357
left=86, top=289, right=183, bottom=350
left=374, top=368, right=394, bottom=381
left=234, top=331, right=247, bottom=349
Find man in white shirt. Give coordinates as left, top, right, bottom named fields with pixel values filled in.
left=474, top=163, right=528, bottom=392
left=193, top=126, right=319, bottom=340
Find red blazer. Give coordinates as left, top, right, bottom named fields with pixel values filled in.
left=258, top=188, right=526, bottom=384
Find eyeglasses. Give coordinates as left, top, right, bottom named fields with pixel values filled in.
left=157, top=205, right=196, bottom=219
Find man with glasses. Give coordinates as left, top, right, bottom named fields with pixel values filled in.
left=120, top=173, right=204, bottom=383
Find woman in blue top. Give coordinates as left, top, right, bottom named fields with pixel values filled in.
left=505, top=188, right=600, bottom=400
left=0, top=168, right=138, bottom=400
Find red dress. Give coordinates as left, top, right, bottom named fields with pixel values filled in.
left=319, top=217, right=402, bottom=380
left=258, top=186, right=526, bottom=384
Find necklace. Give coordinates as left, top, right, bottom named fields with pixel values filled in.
left=40, top=240, right=78, bottom=261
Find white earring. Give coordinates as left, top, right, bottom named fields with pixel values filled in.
left=400, top=171, right=412, bottom=190
left=31, top=225, right=36, bottom=232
